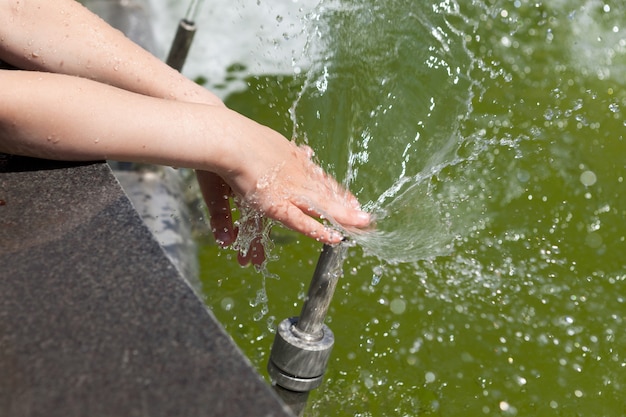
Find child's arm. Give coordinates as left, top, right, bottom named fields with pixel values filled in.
left=0, top=70, right=370, bottom=245
left=0, top=0, right=370, bottom=253
left=0, top=0, right=220, bottom=105
left=0, top=0, right=247, bottom=254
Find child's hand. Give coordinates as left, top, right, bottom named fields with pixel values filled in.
left=196, top=170, right=266, bottom=267
left=210, top=115, right=371, bottom=245
left=197, top=117, right=370, bottom=266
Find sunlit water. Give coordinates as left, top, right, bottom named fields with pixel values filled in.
left=154, top=0, right=626, bottom=415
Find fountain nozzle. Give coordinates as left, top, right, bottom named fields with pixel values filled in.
left=268, top=241, right=349, bottom=416
left=166, top=0, right=205, bottom=71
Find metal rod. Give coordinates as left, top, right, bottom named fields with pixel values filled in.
left=166, top=0, right=204, bottom=71
left=273, top=385, right=309, bottom=417
left=165, top=19, right=196, bottom=72
left=268, top=240, right=349, bottom=416
left=184, top=0, right=203, bottom=22
left=295, top=243, right=348, bottom=338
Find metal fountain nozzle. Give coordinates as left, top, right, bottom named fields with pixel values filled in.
left=267, top=241, right=349, bottom=416
left=166, top=0, right=205, bottom=71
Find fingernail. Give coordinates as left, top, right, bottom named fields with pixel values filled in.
left=357, top=211, right=371, bottom=223
left=215, top=231, right=232, bottom=247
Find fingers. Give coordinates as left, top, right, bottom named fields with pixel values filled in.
left=236, top=234, right=266, bottom=267
left=293, top=148, right=371, bottom=230
left=197, top=170, right=270, bottom=266
left=272, top=203, right=345, bottom=245
left=247, top=158, right=371, bottom=245
left=233, top=213, right=267, bottom=267
left=297, top=196, right=371, bottom=230
left=196, top=170, right=236, bottom=247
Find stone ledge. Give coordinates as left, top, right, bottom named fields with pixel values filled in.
left=0, top=156, right=292, bottom=417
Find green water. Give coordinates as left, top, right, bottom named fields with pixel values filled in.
left=197, top=1, right=626, bottom=415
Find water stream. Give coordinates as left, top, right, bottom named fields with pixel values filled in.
left=154, top=0, right=626, bottom=415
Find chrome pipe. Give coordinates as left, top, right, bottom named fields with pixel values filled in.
left=166, top=0, right=204, bottom=71
left=268, top=241, right=349, bottom=416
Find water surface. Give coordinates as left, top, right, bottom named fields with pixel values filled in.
left=168, top=0, right=626, bottom=415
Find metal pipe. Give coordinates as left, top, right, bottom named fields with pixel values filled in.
left=295, top=243, right=348, bottom=338
left=183, top=0, right=203, bottom=22
left=268, top=241, right=349, bottom=416
left=166, top=0, right=204, bottom=71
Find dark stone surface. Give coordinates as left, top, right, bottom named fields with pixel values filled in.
left=0, top=156, right=293, bottom=417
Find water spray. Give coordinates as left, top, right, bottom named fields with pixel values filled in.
left=166, top=0, right=204, bottom=71
left=268, top=241, right=349, bottom=416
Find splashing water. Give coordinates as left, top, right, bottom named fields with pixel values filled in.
left=290, top=0, right=478, bottom=263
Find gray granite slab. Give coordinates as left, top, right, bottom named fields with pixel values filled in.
left=0, top=156, right=293, bottom=417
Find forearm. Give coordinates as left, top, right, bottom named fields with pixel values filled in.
left=0, top=0, right=221, bottom=105
left=0, top=70, right=235, bottom=171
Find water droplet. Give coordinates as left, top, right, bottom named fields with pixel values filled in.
left=220, top=297, right=234, bottom=311
left=390, top=298, right=406, bottom=314
left=371, top=265, right=384, bottom=285
left=516, top=169, right=530, bottom=183
left=543, top=108, right=554, bottom=120
left=580, top=170, right=597, bottom=186
left=425, top=371, right=436, bottom=383
left=585, top=232, right=603, bottom=248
